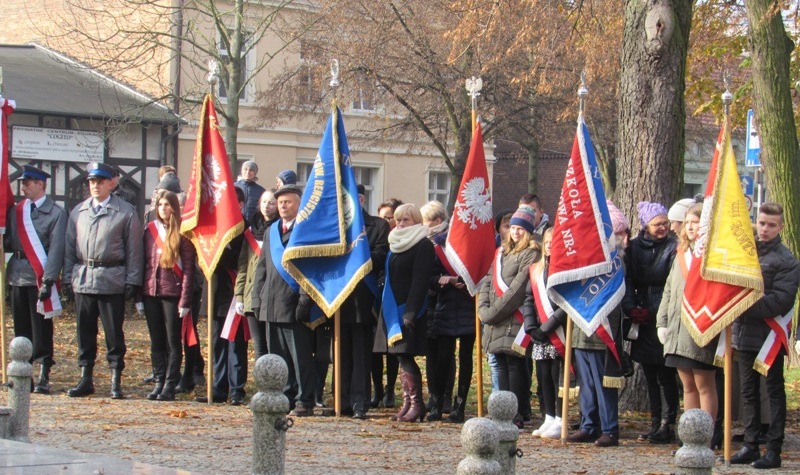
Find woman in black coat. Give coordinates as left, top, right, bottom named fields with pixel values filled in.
left=373, top=203, right=435, bottom=422
left=622, top=201, right=679, bottom=443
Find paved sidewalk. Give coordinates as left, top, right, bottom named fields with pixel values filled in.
left=15, top=394, right=799, bottom=474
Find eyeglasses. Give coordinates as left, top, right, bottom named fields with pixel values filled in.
left=649, top=221, right=670, bottom=229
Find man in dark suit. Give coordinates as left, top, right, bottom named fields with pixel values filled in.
left=335, top=184, right=390, bottom=418
left=252, top=184, right=316, bottom=416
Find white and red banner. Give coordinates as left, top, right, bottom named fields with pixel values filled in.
left=490, top=248, right=529, bottom=355
left=220, top=270, right=250, bottom=342
left=529, top=267, right=566, bottom=357
left=1, top=98, right=17, bottom=233
left=445, top=121, right=495, bottom=296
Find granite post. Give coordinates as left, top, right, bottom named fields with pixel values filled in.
left=250, top=354, right=292, bottom=475
left=674, top=408, right=715, bottom=475
left=457, top=417, right=501, bottom=475
left=487, top=390, right=521, bottom=473
left=6, top=337, right=33, bottom=442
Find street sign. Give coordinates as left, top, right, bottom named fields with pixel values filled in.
left=741, top=174, right=754, bottom=196
left=746, top=109, right=761, bottom=167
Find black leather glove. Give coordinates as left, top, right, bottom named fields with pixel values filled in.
left=62, top=283, right=74, bottom=302
left=124, top=284, right=139, bottom=300
left=529, top=327, right=548, bottom=343
left=38, top=280, right=54, bottom=301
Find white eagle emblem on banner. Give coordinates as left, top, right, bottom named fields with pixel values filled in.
left=454, top=177, right=492, bottom=230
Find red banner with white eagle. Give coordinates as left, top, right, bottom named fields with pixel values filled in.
left=1, top=98, right=17, bottom=234
left=445, top=121, right=495, bottom=296
left=180, top=94, right=244, bottom=279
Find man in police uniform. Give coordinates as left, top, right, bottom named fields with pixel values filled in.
left=64, top=162, right=143, bottom=399
left=5, top=165, right=67, bottom=394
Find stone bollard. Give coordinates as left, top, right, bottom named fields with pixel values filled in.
left=487, top=390, right=521, bottom=474
left=457, top=417, right=502, bottom=475
left=250, top=354, right=293, bottom=475
left=674, top=408, right=715, bottom=475
left=6, top=337, right=33, bottom=442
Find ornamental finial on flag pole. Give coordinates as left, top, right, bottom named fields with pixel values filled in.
left=206, top=59, right=219, bottom=96
left=465, top=76, right=482, bottom=135
left=722, top=71, right=733, bottom=118
left=330, top=59, right=340, bottom=105
left=578, top=70, right=588, bottom=116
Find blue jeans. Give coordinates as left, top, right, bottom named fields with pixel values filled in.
left=488, top=352, right=500, bottom=392
left=575, top=349, right=619, bottom=435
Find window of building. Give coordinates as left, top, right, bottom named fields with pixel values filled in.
left=351, top=71, right=376, bottom=112
left=217, top=29, right=255, bottom=103
left=298, top=41, right=323, bottom=107
left=427, top=170, right=451, bottom=204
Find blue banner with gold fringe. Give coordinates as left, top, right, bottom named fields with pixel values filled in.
left=282, top=105, right=372, bottom=319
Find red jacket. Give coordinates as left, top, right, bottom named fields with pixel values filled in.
left=142, top=228, right=196, bottom=309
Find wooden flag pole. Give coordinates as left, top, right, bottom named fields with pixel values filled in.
left=475, top=297, right=484, bottom=417
left=206, top=274, right=215, bottom=405
left=334, top=310, right=341, bottom=416
left=724, top=326, right=732, bottom=465
left=0, top=240, right=6, bottom=384
left=560, top=318, right=574, bottom=445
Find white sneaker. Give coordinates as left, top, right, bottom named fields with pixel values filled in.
left=541, top=417, right=563, bottom=439
left=532, top=415, right=554, bottom=437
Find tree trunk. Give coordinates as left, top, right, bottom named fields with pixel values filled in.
left=617, top=1, right=692, bottom=233
left=524, top=137, right=540, bottom=194
left=616, top=0, right=693, bottom=410
left=619, top=361, right=651, bottom=413
left=745, top=0, right=800, bottom=258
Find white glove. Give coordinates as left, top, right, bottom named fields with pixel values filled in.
left=235, top=301, right=245, bottom=315
left=135, top=302, right=145, bottom=317
left=179, top=307, right=190, bottom=319
left=657, top=327, right=668, bottom=345
left=795, top=340, right=800, bottom=356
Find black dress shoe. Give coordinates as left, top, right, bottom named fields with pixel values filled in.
left=730, top=446, right=761, bottom=465
left=195, top=394, right=227, bottom=404
left=751, top=450, right=781, bottom=469
left=353, top=409, right=367, bottom=420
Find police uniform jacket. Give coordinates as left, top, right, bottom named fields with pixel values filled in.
left=64, top=194, right=143, bottom=294
left=5, top=197, right=68, bottom=286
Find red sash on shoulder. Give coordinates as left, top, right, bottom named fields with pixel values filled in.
left=434, top=243, right=457, bottom=277
left=244, top=228, right=262, bottom=256
left=529, top=265, right=566, bottom=357
left=491, top=248, right=530, bottom=355
left=16, top=199, right=62, bottom=318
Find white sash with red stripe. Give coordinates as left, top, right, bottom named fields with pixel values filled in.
left=530, top=267, right=566, bottom=357
left=491, top=248, right=530, bottom=355
left=16, top=199, right=62, bottom=318
left=243, top=228, right=262, bottom=256
left=715, top=307, right=794, bottom=375
left=147, top=221, right=183, bottom=277
left=221, top=269, right=251, bottom=342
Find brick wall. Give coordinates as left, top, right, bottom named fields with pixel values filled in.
left=492, top=143, right=569, bottom=219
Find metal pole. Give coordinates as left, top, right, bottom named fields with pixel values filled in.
left=205, top=60, right=219, bottom=405
left=721, top=74, right=733, bottom=464
left=0, top=70, right=7, bottom=384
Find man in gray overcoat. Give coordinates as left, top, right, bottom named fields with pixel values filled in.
left=64, top=162, right=143, bottom=399
left=5, top=165, right=67, bottom=394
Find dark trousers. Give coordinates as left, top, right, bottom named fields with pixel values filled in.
left=212, top=317, right=248, bottom=398
left=75, top=293, right=126, bottom=369
left=181, top=283, right=205, bottom=385
left=143, top=296, right=183, bottom=384
left=371, top=353, right=399, bottom=395
left=314, top=324, right=332, bottom=402
left=11, top=286, right=54, bottom=365
left=494, top=353, right=529, bottom=417
left=247, top=315, right=268, bottom=360
left=339, top=322, right=373, bottom=411
left=539, top=358, right=562, bottom=417
left=641, top=362, right=679, bottom=424
left=268, top=321, right=315, bottom=407
left=430, top=335, right=474, bottom=401
left=575, top=349, right=618, bottom=435
left=738, top=350, right=785, bottom=453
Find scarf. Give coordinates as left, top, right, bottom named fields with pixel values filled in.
left=249, top=212, right=273, bottom=240
left=388, top=224, right=429, bottom=253
left=427, top=219, right=448, bottom=237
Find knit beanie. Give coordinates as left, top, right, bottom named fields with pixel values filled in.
left=667, top=198, right=697, bottom=222
left=637, top=201, right=669, bottom=228
left=494, top=208, right=513, bottom=233
left=276, top=169, right=297, bottom=186
left=157, top=172, right=181, bottom=194
left=509, top=206, right=536, bottom=234
left=606, top=200, right=629, bottom=234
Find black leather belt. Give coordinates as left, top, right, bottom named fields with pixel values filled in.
left=82, top=259, right=125, bottom=268
left=13, top=251, right=27, bottom=260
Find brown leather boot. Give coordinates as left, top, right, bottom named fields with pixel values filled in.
left=399, top=372, right=425, bottom=422
left=390, top=370, right=410, bottom=421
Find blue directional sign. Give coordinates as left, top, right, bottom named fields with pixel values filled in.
left=741, top=174, right=754, bottom=196
left=746, top=109, right=761, bottom=167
